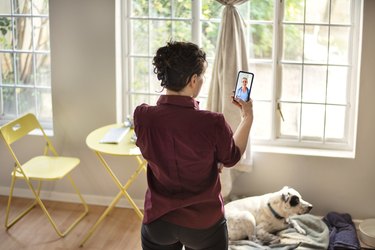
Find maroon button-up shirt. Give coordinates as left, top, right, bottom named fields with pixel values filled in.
left=134, top=95, right=241, bottom=229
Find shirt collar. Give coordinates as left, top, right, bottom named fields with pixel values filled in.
left=157, top=95, right=200, bottom=110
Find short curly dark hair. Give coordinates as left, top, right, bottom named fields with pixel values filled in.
left=152, top=41, right=207, bottom=92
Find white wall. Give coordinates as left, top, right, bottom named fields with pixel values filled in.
left=0, top=0, right=374, bottom=219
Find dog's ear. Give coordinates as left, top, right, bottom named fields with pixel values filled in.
left=281, top=192, right=289, bottom=202
left=290, top=195, right=300, bottom=207
left=281, top=186, right=290, bottom=202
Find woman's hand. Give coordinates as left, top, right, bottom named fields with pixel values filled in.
left=231, top=96, right=253, bottom=122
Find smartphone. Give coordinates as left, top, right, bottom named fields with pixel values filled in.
left=233, top=70, right=254, bottom=102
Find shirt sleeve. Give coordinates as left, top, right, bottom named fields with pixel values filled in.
left=214, top=114, right=241, bottom=167
left=133, top=104, right=148, bottom=148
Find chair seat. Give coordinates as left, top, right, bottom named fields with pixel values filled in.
left=14, top=156, right=80, bottom=180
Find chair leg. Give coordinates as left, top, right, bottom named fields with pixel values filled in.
left=26, top=175, right=89, bottom=237
left=5, top=176, right=37, bottom=229
left=58, top=175, right=89, bottom=236
left=5, top=174, right=88, bottom=237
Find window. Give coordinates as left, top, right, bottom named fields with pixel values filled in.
left=120, top=0, right=363, bottom=157
left=120, top=0, right=222, bottom=114
left=0, top=0, right=52, bottom=129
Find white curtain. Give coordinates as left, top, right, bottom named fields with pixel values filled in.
left=207, top=0, right=252, bottom=199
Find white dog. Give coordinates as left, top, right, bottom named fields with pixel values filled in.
left=225, top=186, right=313, bottom=245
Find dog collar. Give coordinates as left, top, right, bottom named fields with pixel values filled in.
left=267, top=202, right=284, bottom=220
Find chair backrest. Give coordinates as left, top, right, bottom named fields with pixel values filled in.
left=0, top=113, right=42, bottom=145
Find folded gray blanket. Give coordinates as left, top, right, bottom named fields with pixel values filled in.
left=278, top=214, right=329, bottom=249
left=229, top=214, right=329, bottom=250
left=229, top=240, right=300, bottom=250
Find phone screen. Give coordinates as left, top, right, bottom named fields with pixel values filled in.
left=234, top=71, right=254, bottom=102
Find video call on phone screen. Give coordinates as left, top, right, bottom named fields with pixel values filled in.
left=235, top=71, right=253, bottom=102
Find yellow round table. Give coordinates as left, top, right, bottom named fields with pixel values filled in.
left=86, top=124, right=141, bottom=156
left=81, top=124, right=146, bottom=246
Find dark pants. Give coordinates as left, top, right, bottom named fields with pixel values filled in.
left=141, top=217, right=228, bottom=250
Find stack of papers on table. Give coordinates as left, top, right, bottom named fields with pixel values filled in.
left=99, top=127, right=130, bottom=144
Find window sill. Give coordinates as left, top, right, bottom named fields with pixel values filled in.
left=30, top=129, right=54, bottom=137
left=252, top=145, right=355, bottom=159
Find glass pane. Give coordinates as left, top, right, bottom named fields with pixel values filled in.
left=202, top=0, right=223, bottom=19
left=302, top=65, right=326, bottom=103
left=0, top=17, right=13, bottom=49
left=16, top=52, right=34, bottom=84
left=284, top=0, right=304, bottom=22
left=325, top=105, right=346, bottom=140
left=251, top=101, right=271, bottom=139
left=172, top=21, right=191, bottom=42
left=238, top=0, right=274, bottom=21
left=131, top=0, right=148, bottom=17
left=36, top=88, right=52, bottom=120
left=33, top=17, right=50, bottom=51
left=149, top=61, right=161, bottom=94
left=331, top=0, right=351, bottom=24
left=131, top=58, right=149, bottom=93
left=0, top=0, right=12, bottom=14
left=305, top=0, right=329, bottom=24
left=198, top=97, right=208, bottom=111
left=301, top=103, right=324, bottom=139
left=131, top=94, right=159, bottom=112
left=281, top=64, right=302, bottom=102
left=131, top=20, right=149, bottom=55
left=35, top=53, right=50, bottom=86
left=282, top=24, right=303, bottom=62
left=249, top=0, right=274, bottom=21
left=279, top=102, right=301, bottom=138
left=1, top=87, right=16, bottom=115
left=237, top=1, right=249, bottom=19
left=201, top=21, right=220, bottom=58
left=17, top=87, right=35, bottom=114
left=327, top=66, right=348, bottom=105
left=32, top=0, right=49, bottom=15
left=199, top=58, right=214, bottom=100
left=150, top=20, right=171, bottom=54
left=0, top=52, right=15, bottom=84
left=249, top=63, right=273, bottom=101
left=249, top=24, right=273, bottom=60
left=329, top=26, right=350, bottom=65
left=150, top=0, right=171, bottom=18
left=173, top=0, right=191, bottom=18
left=304, top=25, right=328, bottom=64
left=14, top=17, right=32, bottom=50
left=14, top=0, right=31, bottom=14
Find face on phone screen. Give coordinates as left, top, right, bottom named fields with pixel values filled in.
left=234, top=71, right=254, bottom=102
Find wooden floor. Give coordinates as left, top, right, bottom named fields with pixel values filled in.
left=0, top=196, right=142, bottom=250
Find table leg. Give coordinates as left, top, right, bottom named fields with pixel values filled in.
left=79, top=190, right=123, bottom=247
left=96, top=152, right=146, bottom=218
left=120, top=161, right=146, bottom=219
left=80, top=153, right=146, bottom=247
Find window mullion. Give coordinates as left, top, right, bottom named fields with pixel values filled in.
left=299, top=0, right=307, bottom=142
left=323, top=0, right=333, bottom=143
left=273, top=0, right=283, bottom=140
left=31, top=5, right=38, bottom=116
left=192, top=0, right=201, bottom=45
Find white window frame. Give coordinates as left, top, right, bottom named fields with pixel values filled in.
left=251, top=0, right=362, bottom=158
left=0, top=0, right=52, bottom=130
left=117, top=0, right=363, bottom=158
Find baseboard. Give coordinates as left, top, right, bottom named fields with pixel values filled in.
left=0, top=186, right=144, bottom=209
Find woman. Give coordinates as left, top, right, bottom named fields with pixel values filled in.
left=134, top=41, right=253, bottom=250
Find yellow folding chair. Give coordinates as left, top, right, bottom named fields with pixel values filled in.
left=0, top=113, right=88, bottom=237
